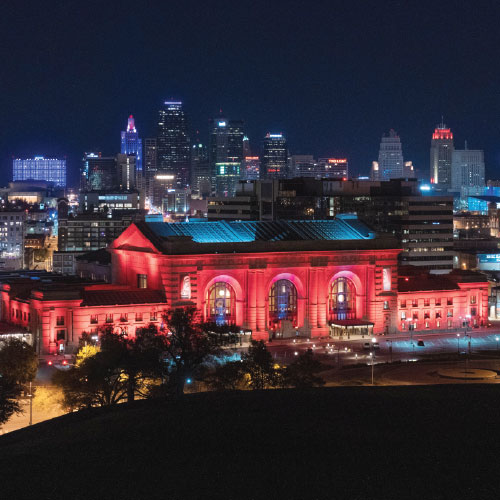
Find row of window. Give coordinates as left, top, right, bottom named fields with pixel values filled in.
left=12, top=309, right=30, bottom=322
left=402, top=307, right=477, bottom=321
left=89, top=311, right=158, bottom=325
left=400, top=296, right=477, bottom=308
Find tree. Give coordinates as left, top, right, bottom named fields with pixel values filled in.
left=284, top=349, right=325, bottom=388
left=0, top=339, right=38, bottom=385
left=205, top=361, right=245, bottom=391
left=241, top=340, right=276, bottom=390
left=0, top=377, right=21, bottom=427
left=161, top=308, right=220, bottom=398
left=54, top=326, right=165, bottom=410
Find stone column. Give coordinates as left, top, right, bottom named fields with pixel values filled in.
left=247, top=270, right=257, bottom=331
left=317, top=269, right=327, bottom=327
left=256, top=270, right=266, bottom=333
left=308, top=268, right=318, bottom=329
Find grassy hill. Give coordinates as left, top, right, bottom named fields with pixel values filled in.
left=1, top=385, right=500, bottom=499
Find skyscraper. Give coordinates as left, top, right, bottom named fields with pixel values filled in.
left=144, top=138, right=157, bottom=201
left=120, top=115, right=142, bottom=172
left=80, top=153, right=116, bottom=191
left=451, top=143, right=485, bottom=192
left=377, top=129, right=404, bottom=180
left=13, top=156, right=67, bottom=186
left=318, top=158, right=349, bottom=179
left=191, top=142, right=211, bottom=197
left=157, top=101, right=191, bottom=188
left=261, top=133, right=288, bottom=179
left=430, top=121, right=454, bottom=190
left=209, top=117, right=244, bottom=196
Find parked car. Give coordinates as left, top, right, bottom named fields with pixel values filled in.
left=363, top=342, right=380, bottom=350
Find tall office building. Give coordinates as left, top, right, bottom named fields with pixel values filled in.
left=120, top=115, right=142, bottom=172
left=191, top=142, right=211, bottom=197
left=209, top=117, right=244, bottom=197
left=144, top=138, right=157, bottom=201
left=241, top=156, right=260, bottom=181
left=13, top=156, right=66, bottom=187
left=157, top=101, right=191, bottom=188
left=261, top=133, right=288, bottom=179
left=81, top=153, right=117, bottom=191
left=430, top=121, right=454, bottom=190
left=318, top=158, right=349, bottom=179
left=377, top=129, right=404, bottom=180
left=243, top=135, right=251, bottom=157
left=451, top=143, right=485, bottom=192
left=289, top=155, right=316, bottom=177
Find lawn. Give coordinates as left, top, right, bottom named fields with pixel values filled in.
left=0, top=385, right=499, bottom=499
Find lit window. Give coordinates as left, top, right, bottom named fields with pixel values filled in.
left=137, top=274, right=147, bottom=289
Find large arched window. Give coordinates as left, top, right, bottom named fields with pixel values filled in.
left=269, top=279, right=297, bottom=327
left=330, top=277, right=356, bottom=320
left=207, top=282, right=235, bottom=325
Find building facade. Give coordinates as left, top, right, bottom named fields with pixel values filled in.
left=209, top=118, right=244, bottom=197
left=430, top=122, right=454, bottom=190
left=377, top=130, right=404, bottom=180
left=13, top=157, right=66, bottom=187
left=0, top=218, right=488, bottom=354
left=120, top=115, right=143, bottom=173
left=157, top=101, right=191, bottom=188
left=451, top=146, right=485, bottom=193
left=261, top=133, right=288, bottom=179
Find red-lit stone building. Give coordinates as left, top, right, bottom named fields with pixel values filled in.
left=0, top=217, right=489, bottom=354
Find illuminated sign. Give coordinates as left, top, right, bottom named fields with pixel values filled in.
left=269, top=133, right=283, bottom=138
left=328, top=158, right=347, bottom=163
left=180, top=275, right=191, bottom=299
left=420, top=185, right=431, bottom=191
left=155, top=175, right=175, bottom=180
left=218, top=121, right=226, bottom=127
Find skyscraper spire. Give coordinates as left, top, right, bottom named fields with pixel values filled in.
left=127, top=115, right=136, bottom=133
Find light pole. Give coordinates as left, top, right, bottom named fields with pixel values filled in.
left=456, top=333, right=460, bottom=355
left=28, top=381, right=33, bottom=426
left=496, top=336, right=499, bottom=352
left=370, top=337, right=377, bottom=385
left=369, top=352, right=374, bottom=385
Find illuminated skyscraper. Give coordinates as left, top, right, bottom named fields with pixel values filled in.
left=144, top=138, right=157, bottom=200
left=209, top=117, right=244, bottom=196
left=317, top=158, right=349, bottom=179
left=451, top=143, right=485, bottom=192
left=157, top=101, right=191, bottom=188
left=242, top=156, right=260, bottom=180
left=377, top=129, right=404, bottom=180
left=120, top=115, right=142, bottom=172
left=430, top=121, right=454, bottom=190
left=13, top=156, right=66, bottom=186
left=261, top=133, right=288, bottom=179
left=191, top=142, right=211, bottom=197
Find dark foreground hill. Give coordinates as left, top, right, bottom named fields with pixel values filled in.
left=1, top=385, right=500, bottom=500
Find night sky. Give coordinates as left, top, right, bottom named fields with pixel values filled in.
left=2, top=0, right=500, bottom=186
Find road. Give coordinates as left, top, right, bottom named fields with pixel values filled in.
left=266, top=328, right=500, bottom=366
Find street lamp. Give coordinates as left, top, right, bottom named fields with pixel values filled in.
left=496, top=336, right=499, bottom=351
left=456, top=333, right=460, bottom=355
left=369, top=352, right=374, bottom=385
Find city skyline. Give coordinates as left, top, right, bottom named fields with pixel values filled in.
left=2, top=1, right=500, bottom=186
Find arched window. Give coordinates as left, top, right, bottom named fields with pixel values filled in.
left=269, top=279, right=297, bottom=327
left=207, top=282, right=235, bottom=325
left=330, top=277, right=356, bottom=320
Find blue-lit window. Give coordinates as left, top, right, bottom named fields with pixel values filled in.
left=269, top=279, right=297, bottom=327
left=207, top=282, right=235, bottom=325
